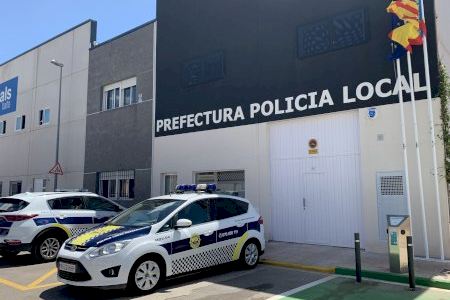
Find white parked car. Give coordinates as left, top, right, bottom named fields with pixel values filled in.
left=57, top=184, right=265, bottom=294
left=0, top=192, right=124, bottom=262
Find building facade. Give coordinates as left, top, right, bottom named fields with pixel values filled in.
left=83, top=21, right=155, bottom=207
left=0, top=20, right=96, bottom=196
left=152, top=0, right=450, bottom=258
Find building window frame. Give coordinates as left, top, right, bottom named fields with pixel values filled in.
left=38, top=108, right=51, bottom=126
left=0, top=120, right=6, bottom=135
left=15, top=115, right=26, bottom=131
left=9, top=181, right=22, bottom=196
left=161, top=173, right=178, bottom=195
left=195, top=170, right=245, bottom=197
left=102, top=77, right=138, bottom=111
left=98, top=170, right=135, bottom=200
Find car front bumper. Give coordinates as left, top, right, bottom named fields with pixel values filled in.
left=57, top=247, right=132, bottom=288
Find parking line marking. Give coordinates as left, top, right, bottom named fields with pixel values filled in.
left=265, top=276, right=335, bottom=300
left=0, top=277, right=29, bottom=292
left=0, top=267, right=62, bottom=291
left=27, top=268, right=57, bottom=288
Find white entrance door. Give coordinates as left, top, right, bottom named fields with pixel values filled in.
left=270, top=111, right=362, bottom=248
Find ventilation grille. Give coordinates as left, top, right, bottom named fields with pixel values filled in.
left=217, top=171, right=245, bottom=182
left=380, top=175, right=403, bottom=196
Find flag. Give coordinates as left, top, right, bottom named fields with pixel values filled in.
left=389, top=14, right=407, bottom=60
left=386, top=0, right=426, bottom=60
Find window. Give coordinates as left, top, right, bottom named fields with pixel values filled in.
left=33, top=178, right=48, bottom=192
left=162, top=174, right=177, bottom=195
left=196, top=170, right=245, bottom=197
left=0, top=198, right=29, bottom=212
left=9, top=181, right=22, bottom=196
left=48, top=197, right=85, bottom=210
left=85, top=197, right=119, bottom=212
left=39, top=109, right=50, bottom=125
left=214, top=198, right=249, bottom=220
left=0, top=121, right=5, bottom=135
left=102, top=77, right=138, bottom=111
left=176, top=199, right=211, bottom=226
left=99, top=170, right=135, bottom=200
left=15, top=115, right=25, bottom=131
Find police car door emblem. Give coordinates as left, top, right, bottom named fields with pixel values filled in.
left=190, top=234, right=201, bottom=249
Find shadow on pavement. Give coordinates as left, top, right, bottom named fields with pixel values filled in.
left=0, top=253, right=45, bottom=269
left=40, top=264, right=240, bottom=300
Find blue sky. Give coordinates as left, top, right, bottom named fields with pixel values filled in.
left=0, top=0, right=156, bottom=64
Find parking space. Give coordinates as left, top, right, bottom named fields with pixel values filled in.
left=0, top=255, right=326, bottom=300
left=274, top=277, right=450, bottom=300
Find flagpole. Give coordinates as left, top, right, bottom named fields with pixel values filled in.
left=407, top=52, right=429, bottom=259
left=418, top=0, right=445, bottom=260
left=396, top=58, right=414, bottom=240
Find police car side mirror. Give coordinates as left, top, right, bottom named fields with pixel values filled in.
left=175, top=219, right=192, bottom=229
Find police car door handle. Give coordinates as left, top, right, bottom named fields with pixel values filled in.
left=303, top=198, right=306, bottom=210
left=203, top=231, right=214, bottom=236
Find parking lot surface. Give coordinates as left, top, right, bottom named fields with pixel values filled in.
left=0, top=253, right=326, bottom=299
left=278, top=276, right=450, bottom=300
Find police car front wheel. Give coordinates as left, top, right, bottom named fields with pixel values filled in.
left=128, top=256, right=165, bottom=294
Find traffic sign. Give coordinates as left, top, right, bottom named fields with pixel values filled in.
left=49, top=162, right=64, bottom=175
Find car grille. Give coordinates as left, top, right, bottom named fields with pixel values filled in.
left=57, top=258, right=91, bottom=282
left=64, top=243, right=89, bottom=252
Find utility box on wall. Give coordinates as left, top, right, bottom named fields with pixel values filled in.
left=387, top=215, right=410, bottom=273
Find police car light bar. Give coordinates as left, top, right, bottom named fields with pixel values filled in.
left=175, top=184, right=217, bottom=193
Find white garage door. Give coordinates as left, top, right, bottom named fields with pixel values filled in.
left=270, top=111, right=362, bottom=248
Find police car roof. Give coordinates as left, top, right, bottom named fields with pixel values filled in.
left=152, top=192, right=249, bottom=203
left=7, top=192, right=98, bottom=201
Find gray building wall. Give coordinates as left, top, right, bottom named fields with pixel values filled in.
left=84, top=21, right=154, bottom=206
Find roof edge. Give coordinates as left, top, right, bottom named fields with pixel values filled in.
left=0, top=19, right=97, bottom=68
left=91, top=19, right=156, bottom=49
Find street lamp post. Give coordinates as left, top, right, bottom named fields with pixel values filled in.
left=50, top=59, right=64, bottom=191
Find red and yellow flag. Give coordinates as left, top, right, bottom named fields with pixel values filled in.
left=387, top=0, right=426, bottom=52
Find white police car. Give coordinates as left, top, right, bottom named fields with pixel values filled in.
left=57, top=184, right=265, bottom=293
left=0, top=192, right=123, bottom=262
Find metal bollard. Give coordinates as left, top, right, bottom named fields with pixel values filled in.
left=407, top=236, right=416, bottom=290
left=355, top=233, right=361, bottom=283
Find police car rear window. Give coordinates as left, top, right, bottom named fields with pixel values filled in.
left=0, top=198, right=29, bottom=212
left=215, top=198, right=249, bottom=220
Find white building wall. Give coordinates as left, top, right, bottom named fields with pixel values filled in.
left=436, top=0, right=450, bottom=72
left=0, top=21, right=94, bottom=195
left=153, top=100, right=450, bottom=258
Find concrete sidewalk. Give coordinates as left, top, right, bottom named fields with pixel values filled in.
left=263, top=241, right=450, bottom=281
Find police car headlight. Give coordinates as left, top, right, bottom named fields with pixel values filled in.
left=88, top=241, right=130, bottom=258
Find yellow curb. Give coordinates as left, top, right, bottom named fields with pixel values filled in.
left=261, top=259, right=336, bottom=274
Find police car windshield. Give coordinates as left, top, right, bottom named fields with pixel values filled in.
left=107, top=198, right=184, bottom=227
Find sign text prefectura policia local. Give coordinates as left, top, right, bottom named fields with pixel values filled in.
left=156, top=73, right=426, bottom=134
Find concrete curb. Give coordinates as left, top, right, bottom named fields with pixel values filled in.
left=335, top=267, right=450, bottom=290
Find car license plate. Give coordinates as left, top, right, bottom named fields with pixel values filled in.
left=59, top=262, right=77, bottom=273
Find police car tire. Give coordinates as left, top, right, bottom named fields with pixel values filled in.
left=0, top=249, right=20, bottom=259
left=127, top=255, right=166, bottom=294
left=31, top=232, right=65, bottom=262
left=239, top=240, right=260, bottom=269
